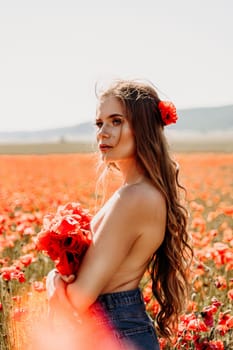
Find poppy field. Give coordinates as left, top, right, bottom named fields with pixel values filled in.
left=0, top=152, right=232, bottom=350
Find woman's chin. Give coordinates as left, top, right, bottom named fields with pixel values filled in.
left=100, top=153, right=112, bottom=163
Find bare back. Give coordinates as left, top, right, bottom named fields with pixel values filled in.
left=66, top=179, right=167, bottom=313
left=90, top=181, right=166, bottom=293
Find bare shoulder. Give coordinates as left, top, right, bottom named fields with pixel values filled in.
left=95, top=180, right=166, bottom=244
left=118, top=180, right=166, bottom=216
left=115, top=181, right=166, bottom=248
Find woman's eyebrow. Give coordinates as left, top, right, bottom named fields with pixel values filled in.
left=108, top=113, right=124, bottom=119
left=96, top=113, right=124, bottom=120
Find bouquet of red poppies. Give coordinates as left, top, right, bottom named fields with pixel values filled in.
left=37, top=202, right=92, bottom=275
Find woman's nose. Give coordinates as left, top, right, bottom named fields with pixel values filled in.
left=98, top=125, right=110, bottom=139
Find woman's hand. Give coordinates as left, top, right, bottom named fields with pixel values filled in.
left=46, top=269, right=80, bottom=325
left=60, top=274, right=76, bottom=284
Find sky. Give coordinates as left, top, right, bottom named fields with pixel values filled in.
left=0, top=0, right=232, bottom=131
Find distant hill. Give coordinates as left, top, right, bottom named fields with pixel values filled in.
left=0, top=105, right=232, bottom=144
left=0, top=122, right=95, bottom=143
left=170, top=105, right=233, bottom=132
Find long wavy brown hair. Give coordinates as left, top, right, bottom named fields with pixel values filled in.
left=98, top=80, right=193, bottom=339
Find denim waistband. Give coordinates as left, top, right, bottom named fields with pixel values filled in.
left=96, top=288, right=144, bottom=310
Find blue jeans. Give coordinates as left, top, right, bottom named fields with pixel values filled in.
left=90, top=288, right=160, bottom=350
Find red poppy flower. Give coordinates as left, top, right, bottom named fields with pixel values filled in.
left=228, top=288, right=233, bottom=300
left=208, top=340, right=225, bottom=350
left=214, top=276, right=227, bottom=290
left=158, top=101, right=178, bottom=126
left=36, top=202, right=92, bottom=275
left=33, top=281, right=46, bottom=292
left=226, top=316, right=233, bottom=329
left=216, top=324, right=228, bottom=336
left=186, top=318, right=208, bottom=332
left=0, top=266, right=25, bottom=283
left=19, top=253, right=35, bottom=267
left=218, top=312, right=231, bottom=325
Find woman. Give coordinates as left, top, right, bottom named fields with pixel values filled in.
left=47, top=80, right=192, bottom=349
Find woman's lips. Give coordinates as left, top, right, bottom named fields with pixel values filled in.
left=99, top=144, right=113, bottom=152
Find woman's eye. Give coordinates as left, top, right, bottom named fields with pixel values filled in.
left=95, top=121, right=103, bottom=128
left=112, top=118, right=122, bottom=126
